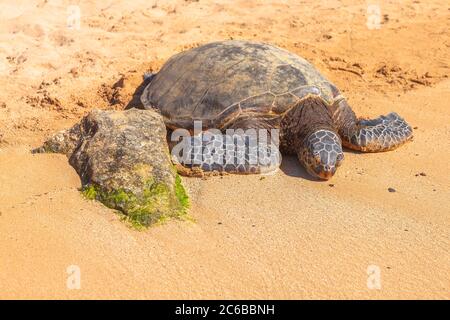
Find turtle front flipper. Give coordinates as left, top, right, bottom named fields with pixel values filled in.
left=171, top=131, right=282, bottom=175
left=334, top=100, right=413, bottom=152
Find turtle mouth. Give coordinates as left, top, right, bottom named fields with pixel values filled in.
left=312, top=164, right=336, bottom=180
left=300, top=151, right=340, bottom=180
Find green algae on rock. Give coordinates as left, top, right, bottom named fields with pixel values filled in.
left=35, top=108, right=189, bottom=227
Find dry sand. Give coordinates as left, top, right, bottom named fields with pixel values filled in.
left=0, top=0, right=449, bottom=299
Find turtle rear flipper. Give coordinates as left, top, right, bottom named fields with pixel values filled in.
left=343, top=112, right=413, bottom=152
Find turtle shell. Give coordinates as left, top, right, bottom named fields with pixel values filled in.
left=141, top=40, right=342, bottom=130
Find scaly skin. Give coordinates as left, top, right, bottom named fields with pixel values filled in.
left=298, top=130, right=344, bottom=180
left=332, top=99, right=413, bottom=152
left=279, top=96, right=343, bottom=180
left=170, top=96, right=413, bottom=180
left=171, top=131, right=281, bottom=176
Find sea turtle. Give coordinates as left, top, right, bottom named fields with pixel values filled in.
left=141, top=40, right=413, bottom=180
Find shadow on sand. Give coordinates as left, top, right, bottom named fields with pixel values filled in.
left=279, top=155, right=319, bottom=181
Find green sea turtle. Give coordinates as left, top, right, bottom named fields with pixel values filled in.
left=141, top=40, right=413, bottom=180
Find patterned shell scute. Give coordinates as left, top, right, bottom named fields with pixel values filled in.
left=142, top=40, right=341, bottom=129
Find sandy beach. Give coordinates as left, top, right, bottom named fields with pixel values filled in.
left=0, top=0, right=449, bottom=299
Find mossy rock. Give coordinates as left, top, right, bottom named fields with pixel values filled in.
left=36, top=109, right=190, bottom=228
left=82, top=174, right=189, bottom=228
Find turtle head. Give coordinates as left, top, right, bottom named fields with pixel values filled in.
left=299, top=129, right=344, bottom=180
